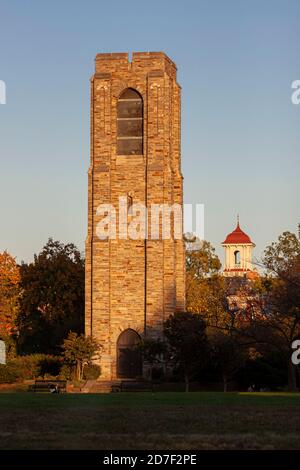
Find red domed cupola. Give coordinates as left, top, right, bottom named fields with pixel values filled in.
left=221, top=216, right=256, bottom=278
left=222, top=221, right=253, bottom=245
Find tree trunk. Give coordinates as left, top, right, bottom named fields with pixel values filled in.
left=76, top=360, right=81, bottom=381
left=223, top=373, right=228, bottom=392
left=184, top=373, right=190, bottom=392
left=150, top=364, right=153, bottom=381
left=296, top=365, right=300, bottom=384
left=287, top=360, right=298, bottom=391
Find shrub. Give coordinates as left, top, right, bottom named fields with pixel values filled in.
left=0, top=363, right=21, bottom=383
left=151, top=366, right=164, bottom=381
left=39, top=356, right=62, bottom=377
left=60, top=364, right=75, bottom=380
left=0, top=355, right=62, bottom=383
left=83, top=364, right=101, bottom=380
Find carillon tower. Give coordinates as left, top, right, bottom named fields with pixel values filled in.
left=85, top=52, right=185, bottom=379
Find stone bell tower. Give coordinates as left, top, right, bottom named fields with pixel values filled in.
left=85, top=52, right=185, bottom=379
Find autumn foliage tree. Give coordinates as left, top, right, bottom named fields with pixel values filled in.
left=244, top=232, right=300, bottom=390
left=185, top=239, right=256, bottom=389
left=186, top=239, right=230, bottom=329
left=0, top=251, right=20, bottom=341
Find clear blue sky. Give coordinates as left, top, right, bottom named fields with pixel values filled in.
left=0, top=0, right=299, bottom=266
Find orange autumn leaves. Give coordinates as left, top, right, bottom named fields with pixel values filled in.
left=0, top=252, right=20, bottom=337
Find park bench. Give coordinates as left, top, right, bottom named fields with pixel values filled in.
left=112, top=380, right=154, bottom=392
left=29, top=379, right=67, bottom=393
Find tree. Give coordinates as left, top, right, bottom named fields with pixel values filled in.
left=185, top=240, right=230, bottom=329
left=264, top=232, right=300, bottom=390
left=184, top=231, right=300, bottom=391
left=263, top=231, right=300, bottom=275
left=244, top=232, right=300, bottom=390
left=210, top=331, right=246, bottom=392
left=138, top=338, right=168, bottom=380
left=186, top=239, right=221, bottom=279
left=62, top=332, right=101, bottom=381
left=164, top=312, right=208, bottom=392
left=17, top=239, right=85, bottom=354
left=0, top=251, right=20, bottom=346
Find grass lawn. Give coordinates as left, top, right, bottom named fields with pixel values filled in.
left=0, top=392, right=300, bottom=450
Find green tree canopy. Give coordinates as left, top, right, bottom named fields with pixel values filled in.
left=17, top=239, right=85, bottom=354
left=62, top=332, right=101, bottom=381
left=164, top=311, right=208, bottom=391
left=210, top=331, right=246, bottom=392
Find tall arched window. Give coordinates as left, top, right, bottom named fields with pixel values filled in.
left=117, top=88, right=143, bottom=155
left=234, top=250, right=241, bottom=265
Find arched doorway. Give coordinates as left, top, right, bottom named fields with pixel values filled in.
left=117, top=329, right=142, bottom=378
